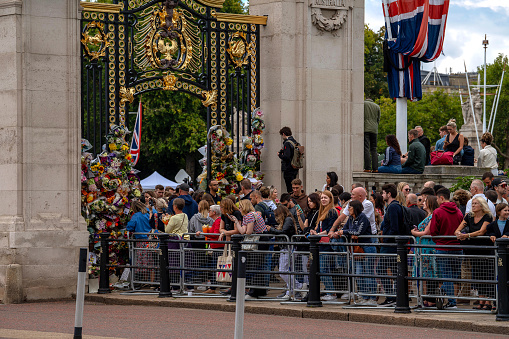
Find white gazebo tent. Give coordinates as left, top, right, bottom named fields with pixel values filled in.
left=140, top=171, right=178, bottom=190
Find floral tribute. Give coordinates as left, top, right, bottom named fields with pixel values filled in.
left=81, top=125, right=142, bottom=276
left=200, top=108, right=265, bottom=195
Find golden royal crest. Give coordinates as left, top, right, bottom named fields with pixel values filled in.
left=226, top=32, right=254, bottom=68
left=81, top=21, right=111, bottom=60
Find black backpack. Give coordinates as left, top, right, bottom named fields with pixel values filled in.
left=259, top=202, right=277, bottom=226
left=400, top=205, right=414, bottom=235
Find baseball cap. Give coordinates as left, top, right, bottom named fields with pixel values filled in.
left=178, top=183, right=190, bottom=191
left=492, top=178, right=507, bottom=187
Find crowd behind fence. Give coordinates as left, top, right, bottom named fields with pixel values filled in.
left=95, top=232, right=509, bottom=320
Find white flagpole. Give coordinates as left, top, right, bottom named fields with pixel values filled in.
left=490, top=67, right=505, bottom=134
left=464, top=62, right=480, bottom=147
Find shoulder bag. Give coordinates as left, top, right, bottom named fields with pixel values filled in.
left=216, top=245, right=233, bottom=283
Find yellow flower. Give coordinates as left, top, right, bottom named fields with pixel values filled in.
left=121, top=144, right=129, bottom=151
left=126, top=154, right=132, bottom=160
left=236, top=172, right=243, bottom=181
left=246, top=144, right=253, bottom=149
left=225, top=137, right=233, bottom=146
left=109, top=143, right=117, bottom=151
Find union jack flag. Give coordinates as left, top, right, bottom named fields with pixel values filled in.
left=129, top=100, right=142, bottom=166
left=383, top=0, right=450, bottom=100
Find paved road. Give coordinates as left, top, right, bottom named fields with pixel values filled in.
left=0, top=301, right=507, bottom=339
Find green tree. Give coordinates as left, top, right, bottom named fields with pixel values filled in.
left=128, top=91, right=207, bottom=180
left=479, top=54, right=509, bottom=169
left=364, top=25, right=389, bottom=99
left=377, top=90, right=462, bottom=152
left=221, top=0, right=247, bottom=14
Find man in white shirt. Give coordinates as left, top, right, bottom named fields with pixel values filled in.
left=492, top=178, right=508, bottom=205
left=329, top=187, right=377, bottom=236
left=466, top=179, right=496, bottom=216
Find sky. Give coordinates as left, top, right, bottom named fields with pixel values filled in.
left=364, top=0, right=509, bottom=73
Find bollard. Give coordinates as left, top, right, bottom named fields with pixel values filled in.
left=158, top=233, right=172, bottom=298
left=307, top=235, right=322, bottom=307
left=98, top=233, right=111, bottom=294
left=229, top=234, right=242, bottom=302
left=234, top=251, right=247, bottom=339
left=73, top=248, right=88, bottom=339
left=395, top=236, right=411, bottom=314
left=496, top=238, right=509, bottom=321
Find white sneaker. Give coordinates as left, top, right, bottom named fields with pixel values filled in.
left=196, top=285, right=207, bottom=291
left=340, top=293, right=349, bottom=300
left=245, top=294, right=258, bottom=300
left=321, top=294, right=337, bottom=301
left=356, top=299, right=367, bottom=305
left=365, top=299, right=378, bottom=306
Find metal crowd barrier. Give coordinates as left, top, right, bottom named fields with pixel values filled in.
left=95, top=232, right=509, bottom=319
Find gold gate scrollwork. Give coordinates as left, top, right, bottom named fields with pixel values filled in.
left=81, top=21, right=111, bottom=61
left=226, top=32, right=255, bottom=68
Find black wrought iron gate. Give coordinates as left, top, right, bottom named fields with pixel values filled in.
left=81, top=0, right=265, bottom=180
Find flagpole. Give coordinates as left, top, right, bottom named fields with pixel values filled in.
left=482, top=35, right=488, bottom=133
left=464, top=62, right=480, bottom=147
left=396, top=98, right=407, bottom=154
left=490, top=66, right=505, bottom=134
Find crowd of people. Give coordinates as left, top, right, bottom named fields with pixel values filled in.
left=375, top=122, right=499, bottom=174
left=362, top=99, right=500, bottom=174
left=125, top=170, right=509, bottom=309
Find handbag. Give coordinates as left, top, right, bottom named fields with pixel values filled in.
left=430, top=150, right=454, bottom=165
left=351, top=236, right=364, bottom=258
left=216, top=245, right=233, bottom=283
left=241, top=234, right=260, bottom=251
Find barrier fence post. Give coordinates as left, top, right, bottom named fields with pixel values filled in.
left=73, top=248, right=88, bottom=339
left=307, top=235, right=322, bottom=307
left=234, top=250, right=247, bottom=339
left=98, top=233, right=110, bottom=294
left=496, top=238, right=509, bottom=321
left=229, top=234, right=242, bottom=302
left=158, top=233, right=172, bottom=298
left=395, top=236, right=410, bottom=314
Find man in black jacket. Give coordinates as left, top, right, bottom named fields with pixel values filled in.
left=405, top=193, right=427, bottom=231
left=415, top=126, right=431, bottom=165
left=278, top=126, right=300, bottom=192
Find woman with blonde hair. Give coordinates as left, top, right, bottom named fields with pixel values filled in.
left=230, top=199, right=268, bottom=299
left=477, top=132, right=498, bottom=175
left=454, top=196, right=493, bottom=310
left=396, top=182, right=410, bottom=206
left=444, top=119, right=464, bottom=164
left=310, top=190, right=338, bottom=301
left=267, top=205, right=300, bottom=298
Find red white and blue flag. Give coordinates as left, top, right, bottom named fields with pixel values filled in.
left=129, top=100, right=142, bottom=166
left=383, top=0, right=450, bottom=100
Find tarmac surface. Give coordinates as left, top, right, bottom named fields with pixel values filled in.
left=1, top=299, right=509, bottom=339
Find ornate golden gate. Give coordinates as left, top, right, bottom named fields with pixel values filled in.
left=81, top=0, right=266, bottom=179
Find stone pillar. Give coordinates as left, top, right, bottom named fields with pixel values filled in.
left=251, top=0, right=364, bottom=193
left=0, top=0, right=88, bottom=302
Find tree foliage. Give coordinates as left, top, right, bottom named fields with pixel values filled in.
left=478, top=54, right=509, bottom=169
left=127, top=91, right=207, bottom=180
left=376, top=90, right=462, bottom=152
left=364, top=25, right=389, bottom=100
left=221, top=0, right=247, bottom=14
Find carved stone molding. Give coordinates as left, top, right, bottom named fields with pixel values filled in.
left=309, top=0, right=352, bottom=37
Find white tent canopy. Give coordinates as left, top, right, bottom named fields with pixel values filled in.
left=140, top=171, right=178, bottom=190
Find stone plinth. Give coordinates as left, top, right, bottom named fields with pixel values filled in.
left=0, top=0, right=88, bottom=302
left=250, top=0, right=364, bottom=192
left=353, top=166, right=493, bottom=193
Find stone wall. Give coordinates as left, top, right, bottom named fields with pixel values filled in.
left=250, top=0, right=364, bottom=192
left=353, top=166, right=494, bottom=193
left=0, top=0, right=88, bottom=302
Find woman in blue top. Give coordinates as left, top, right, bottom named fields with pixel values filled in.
left=378, top=134, right=402, bottom=174
left=337, top=200, right=376, bottom=305
left=310, top=190, right=338, bottom=301
left=126, top=201, right=153, bottom=239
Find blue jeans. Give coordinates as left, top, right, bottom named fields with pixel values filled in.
left=378, top=246, right=397, bottom=301
left=319, top=253, right=334, bottom=292
left=436, top=249, right=462, bottom=305
left=356, top=245, right=377, bottom=300
left=378, top=165, right=402, bottom=174
left=401, top=166, right=422, bottom=174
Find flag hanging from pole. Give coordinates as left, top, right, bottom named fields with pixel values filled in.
left=129, top=100, right=142, bottom=166
left=383, top=0, right=450, bottom=100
